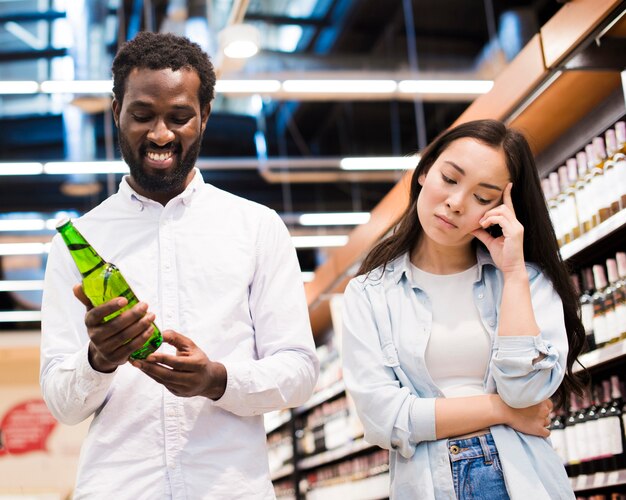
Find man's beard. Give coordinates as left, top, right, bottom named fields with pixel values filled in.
left=118, top=131, right=202, bottom=194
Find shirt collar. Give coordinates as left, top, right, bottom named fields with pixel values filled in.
left=387, top=244, right=495, bottom=286
left=119, top=167, right=203, bottom=210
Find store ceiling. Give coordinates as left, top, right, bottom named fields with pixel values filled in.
left=0, top=0, right=561, bottom=325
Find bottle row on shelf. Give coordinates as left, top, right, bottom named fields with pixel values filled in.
left=300, top=449, right=389, bottom=498
left=296, top=394, right=363, bottom=458
left=572, top=251, right=626, bottom=352
left=542, top=120, right=626, bottom=248
left=577, top=494, right=626, bottom=500
left=550, top=375, right=626, bottom=477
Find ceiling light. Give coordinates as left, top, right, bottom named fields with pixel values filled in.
left=44, top=161, right=129, bottom=174
left=340, top=156, right=419, bottom=170
left=0, top=219, right=46, bottom=232
left=216, top=80, right=281, bottom=93
left=398, top=80, right=493, bottom=94
left=0, top=242, right=50, bottom=256
left=219, top=23, right=260, bottom=59
left=299, top=212, right=371, bottom=226
left=283, top=80, right=397, bottom=93
left=0, top=162, right=44, bottom=175
left=40, top=80, right=113, bottom=94
left=0, top=280, right=44, bottom=292
left=0, top=311, right=42, bottom=323
left=0, top=81, right=39, bottom=94
left=291, top=235, right=349, bottom=248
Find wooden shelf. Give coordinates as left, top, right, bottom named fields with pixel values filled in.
left=295, top=379, right=345, bottom=415
left=559, top=208, right=626, bottom=261
left=298, top=438, right=376, bottom=471
left=574, top=338, right=626, bottom=373
left=305, top=472, right=389, bottom=500
left=571, top=469, right=626, bottom=492
left=265, top=409, right=292, bottom=434
left=271, top=463, right=295, bottom=482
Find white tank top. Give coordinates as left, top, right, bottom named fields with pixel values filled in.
left=410, top=264, right=490, bottom=398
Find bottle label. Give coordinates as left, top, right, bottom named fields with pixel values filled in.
left=564, top=425, right=579, bottom=463
left=550, top=428, right=568, bottom=464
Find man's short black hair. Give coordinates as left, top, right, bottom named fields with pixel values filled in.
left=112, top=31, right=216, bottom=110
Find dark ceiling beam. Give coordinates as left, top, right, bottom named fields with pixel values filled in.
left=244, top=12, right=328, bottom=27
left=0, top=48, right=68, bottom=62
left=0, top=11, right=66, bottom=23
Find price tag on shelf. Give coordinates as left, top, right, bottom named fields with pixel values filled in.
left=607, top=470, right=619, bottom=486
left=593, top=472, right=606, bottom=488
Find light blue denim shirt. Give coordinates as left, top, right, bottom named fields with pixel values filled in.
left=341, top=247, right=575, bottom=500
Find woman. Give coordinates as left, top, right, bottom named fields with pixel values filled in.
left=341, top=119, right=585, bottom=499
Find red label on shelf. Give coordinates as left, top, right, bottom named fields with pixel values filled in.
left=0, top=399, right=57, bottom=456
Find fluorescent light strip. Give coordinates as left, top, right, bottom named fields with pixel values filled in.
left=0, top=81, right=39, bottom=94
left=0, top=280, right=44, bottom=292
left=398, top=80, right=493, bottom=94
left=216, top=80, right=281, bottom=93
left=44, top=161, right=129, bottom=174
left=340, top=156, right=418, bottom=170
left=0, top=219, right=46, bottom=231
left=0, top=163, right=44, bottom=175
left=291, top=235, right=349, bottom=248
left=0, top=311, right=42, bottom=323
left=40, top=80, right=113, bottom=94
left=0, top=243, right=50, bottom=256
left=282, top=80, right=397, bottom=93
left=299, top=212, right=371, bottom=226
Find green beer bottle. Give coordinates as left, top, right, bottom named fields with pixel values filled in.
left=55, top=218, right=162, bottom=360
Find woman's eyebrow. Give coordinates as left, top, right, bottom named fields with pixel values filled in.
left=445, top=161, right=503, bottom=191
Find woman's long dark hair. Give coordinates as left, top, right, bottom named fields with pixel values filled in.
left=359, top=119, right=586, bottom=409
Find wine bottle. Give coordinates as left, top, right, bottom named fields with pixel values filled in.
left=55, top=218, right=162, bottom=360
left=580, top=268, right=596, bottom=352
left=614, top=252, right=626, bottom=340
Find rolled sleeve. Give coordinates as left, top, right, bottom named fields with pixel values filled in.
left=491, top=270, right=568, bottom=408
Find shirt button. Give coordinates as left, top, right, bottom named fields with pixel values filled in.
left=489, top=320, right=496, bottom=327
left=169, top=463, right=176, bottom=469
left=477, top=293, right=484, bottom=299
left=166, top=408, right=176, bottom=417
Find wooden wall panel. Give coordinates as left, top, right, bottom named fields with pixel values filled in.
left=541, top=0, right=621, bottom=69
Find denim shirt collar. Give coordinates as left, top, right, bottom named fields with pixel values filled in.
left=387, top=245, right=497, bottom=288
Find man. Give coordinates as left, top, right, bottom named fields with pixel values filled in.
left=40, top=31, right=318, bottom=499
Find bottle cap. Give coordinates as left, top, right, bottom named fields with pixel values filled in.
left=606, top=258, right=618, bottom=283
left=592, top=264, right=607, bottom=289
left=55, top=217, right=71, bottom=230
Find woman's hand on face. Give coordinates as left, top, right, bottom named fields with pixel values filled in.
left=471, top=183, right=526, bottom=275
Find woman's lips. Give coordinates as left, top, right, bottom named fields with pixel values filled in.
left=435, top=214, right=457, bottom=228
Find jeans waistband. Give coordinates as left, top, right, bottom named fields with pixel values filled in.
left=447, top=432, right=498, bottom=464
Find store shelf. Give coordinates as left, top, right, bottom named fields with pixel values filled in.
left=305, top=472, right=390, bottom=500
left=559, top=209, right=626, bottom=261
left=298, top=438, right=376, bottom=470
left=574, top=338, right=626, bottom=372
left=295, top=379, right=345, bottom=415
left=265, top=409, right=292, bottom=434
left=571, top=469, right=626, bottom=492
left=271, top=463, right=295, bottom=482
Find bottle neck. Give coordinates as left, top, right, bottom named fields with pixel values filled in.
left=57, top=221, right=106, bottom=277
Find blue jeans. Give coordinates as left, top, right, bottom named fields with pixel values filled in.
left=448, top=433, right=510, bottom=500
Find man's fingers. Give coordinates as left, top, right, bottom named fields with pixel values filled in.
left=161, top=329, right=195, bottom=351
left=85, top=298, right=138, bottom=328
left=72, top=284, right=93, bottom=309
